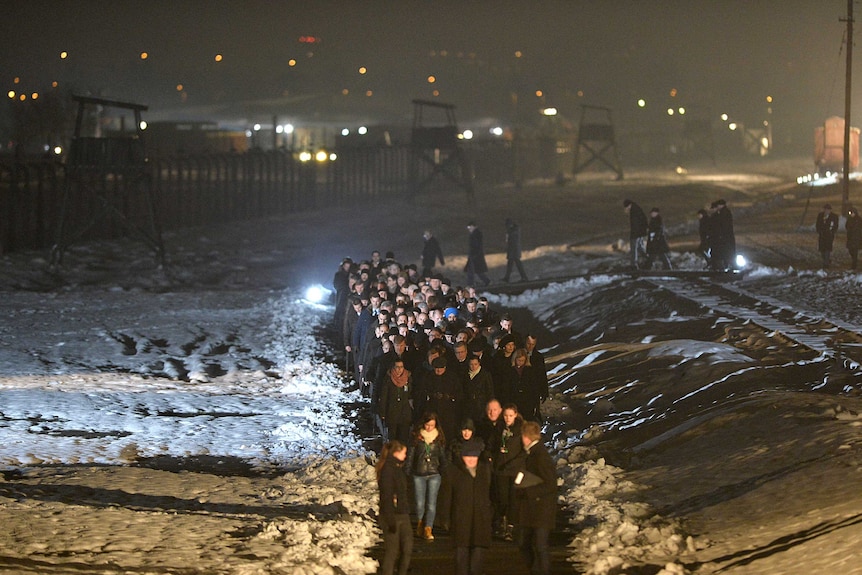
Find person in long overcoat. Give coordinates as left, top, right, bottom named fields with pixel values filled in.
left=464, top=221, right=490, bottom=287
left=623, top=199, right=648, bottom=269
left=644, top=207, right=672, bottom=270
left=816, top=203, right=840, bottom=268
left=506, top=349, right=542, bottom=424
left=502, top=218, right=528, bottom=282
left=378, top=359, right=414, bottom=445
left=448, top=438, right=493, bottom=575
left=513, top=421, right=557, bottom=575
left=846, top=206, right=862, bottom=270
left=376, top=440, right=413, bottom=575
left=423, top=356, right=463, bottom=443
left=710, top=199, right=736, bottom=270
left=421, top=230, right=446, bottom=278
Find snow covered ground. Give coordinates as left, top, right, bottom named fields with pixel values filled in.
left=2, top=157, right=862, bottom=574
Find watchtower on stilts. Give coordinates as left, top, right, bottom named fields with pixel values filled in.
left=52, top=95, right=164, bottom=265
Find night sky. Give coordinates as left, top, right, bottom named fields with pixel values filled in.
left=1, top=1, right=853, bottom=152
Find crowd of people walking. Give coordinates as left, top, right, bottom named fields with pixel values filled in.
left=331, top=236, right=554, bottom=575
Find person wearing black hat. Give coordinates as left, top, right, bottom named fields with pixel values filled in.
left=513, top=420, right=556, bottom=575
left=816, top=203, right=840, bottom=268
left=447, top=432, right=492, bottom=575
left=423, top=355, right=463, bottom=443
left=465, top=221, right=491, bottom=287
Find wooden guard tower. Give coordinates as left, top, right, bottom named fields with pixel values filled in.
left=573, top=105, right=623, bottom=180
left=52, top=95, right=164, bottom=265
left=409, top=99, right=473, bottom=197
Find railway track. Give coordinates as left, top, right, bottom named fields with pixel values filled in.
left=644, top=275, right=862, bottom=368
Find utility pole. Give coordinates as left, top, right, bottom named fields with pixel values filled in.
left=843, top=0, right=854, bottom=212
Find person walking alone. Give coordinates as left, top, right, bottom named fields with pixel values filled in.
left=464, top=221, right=491, bottom=287
left=502, top=218, right=528, bottom=282
left=421, top=230, right=445, bottom=279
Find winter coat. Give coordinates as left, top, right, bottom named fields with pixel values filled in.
left=817, top=210, right=840, bottom=251
left=378, top=369, right=413, bottom=425
left=505, top=221, right=523, bottom=260
left=463, top=368, right=495, bottom=423
left=492, top=420, right=524, bottom=477
left=465, top=228, right=489, bottom=274
left=448, top=459, right=493, bottom=548
left=628, top=202, right=648, bottom=239
left=422, top=236, right=445, bottom=270
left=646, top=215, right=669, bottom=256
left=847, top=214, right=862, bottom=250
left=408, top=433, right=448, bottom=477
left=513, top=441, right=557, bottom=529
left=507, top=365, right=542, bottom=423
left=378, top=454, right=411, bottom=529
left=422, top=369, right=463, bottom=442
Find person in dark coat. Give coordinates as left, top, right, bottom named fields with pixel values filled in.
left=644, top=207, right=672, bottom=270
left=816, top=203, right=840, bottom=268
left=696, top=208, right=712, bottom=269
left=710, top=199, right=736, bottom=270
left=507, top=349, right=543, bottom=424
left=465, top=221, right=491, bottom=287
left=502, top=218, right=528, bottom=282
left=492, top=404, right=525, bottom=541
left=463, top=355, right=495, bottom=424
left=378, top=359, right=414, bottom=445
left=421, top=230, right=446, bottom=278
left=376, top=440, right=413, bottom=575
left=513, top=421, right=557, bottom=575
left=332, top=257, right=354, bottom=339
left=846, top=206, right=862, bottom=269
left=448, top=438, right=493, bottom=575
left=423, top=356, right=463, bottom=443
left=524, top=334, right=548, bottom=407
left=623, top=199, right=648, bottom=269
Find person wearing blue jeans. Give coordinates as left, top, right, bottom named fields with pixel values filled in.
left=407, top=412, right=448, bottom=540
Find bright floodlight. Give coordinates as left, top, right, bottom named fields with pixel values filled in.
left=341, top=128, right=350, bottom=136
left=735, top=254, right=747, bottom=268
left=304, top=284, right=332, bottom=305
left=491, top=126, right=503, bottom=136
left=462, top=129, right=473, bottom=140
left=542, top=107, right=558, bottom=116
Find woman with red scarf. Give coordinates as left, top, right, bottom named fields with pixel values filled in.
left=379, top=359, right=413, bottom=444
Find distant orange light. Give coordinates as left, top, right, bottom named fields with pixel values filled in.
left=514, top=51, right=523, bottom=58
left=359, top=66, right=367, bottom=74
left=669, top=88, right=678, bottom=97
left=51, top=81, right=58, bottom=88
left=140, top=52, right=148, bottom=60
left=13, top=77, right=20, bottom=84
left=176, top=84, right=183, bottom=91
left=19, top=94, right=25, bottom=101
left=365, top=90, right=373, bottom=97
left=432, top=89, right=440, bottom=97
left=60, top=51, right=68, bottom=59
left=31, top=92, right=38, bottom=100
left=766, top=95, right=773, bottom=103
left=427, top=75, right=436, bottom=84
left=535, top=90, right=543, bottom=98
left=342, top=88, right=349, bottom=95
left=288, top=59, right=297, bottom=67
left=214, top=54, right=223, bottom=62
left=298, top=35, right=320, bottom=44
left=6, top=91, right=14, bottom=99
